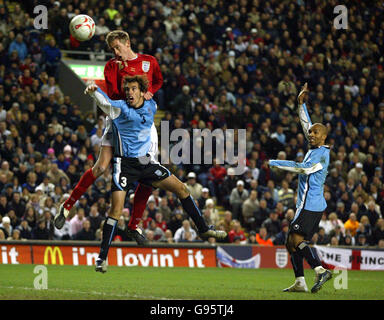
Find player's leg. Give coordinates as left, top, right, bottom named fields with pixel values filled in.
left=283, top=232, right=308, bottom=292
left=152, top=174, right=227, bottom=240
left=290, top=217, right=332, bottom=293
left=125, top=183, right=152, bottom=245
left=95, top=190, right=125, bottom=273
left=127, top=183, right=153, bottom=230
left=55, top=145, right=113, bottom=229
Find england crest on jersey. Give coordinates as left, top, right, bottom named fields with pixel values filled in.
left=142, top=61, right=150, bottom=72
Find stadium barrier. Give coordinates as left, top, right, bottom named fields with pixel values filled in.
left=58, top=59, right=96, bottom=114
left=0, top=241, right=383, bottom=270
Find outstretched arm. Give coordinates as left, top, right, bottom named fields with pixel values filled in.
left=84, top=84, right=123, bottom=120
left=269, top=159, right=323, bottom=175
left=297, top=83, right=312, bottom=141
left=269, top=148, right=326, bottom=175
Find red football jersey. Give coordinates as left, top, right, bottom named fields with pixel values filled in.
left=104, top=53, right=163, bottom=100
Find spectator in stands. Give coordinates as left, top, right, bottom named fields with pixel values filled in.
left=273, top=220, right=289, bottom=245
left=8, top=34, right=27, bottom=61
left=372, top=219, right=384, bottom=245
left=70, top=208, right=86, bottom=236
left=207, top=158, right=227, bottom=198
left=344, top=213, right=360, bottom=237
left=184, top=172, right=203, bottom=201
left=216, top=210, right=232, bottom=234
left=154, top=212, right=167, bottom=233
left=348, top=162, right=366, bottom=185
left=316, top=227, right=330, bottom=245
left=255, top=226, right=274, bottom=246
left=87, top=204, right=104, bottom=234
left=242, top=190, right=259, bottom=231
left=162, top=229, right=174, bottom=244
left=74, top=219, right=95, bottom=241
left=228, top=220, right=246, bottom=243
left=278, top=179, right=295, bottom=211
left=174, top=219, right=197, bottom=243
left=254, top=199, right=270, bottom=229
left=17, top=219, right=32, bottom=239
left=229, top=180, right=249, bottom=221
left=32, top=219, right=49, bottom=240
left=247, top=231, right=258, bottom=244
left=262, top=211, right=281, bottom=239
left=220, top=168, right=238, bottom=208
left=203, top=198, right=220, bottom=227
left=0, top=216, right=12, bottom=238
left=42, top=38, right=61, bottom=77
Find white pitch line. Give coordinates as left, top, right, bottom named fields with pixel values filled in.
left=0, top=285, right=172, bottom=300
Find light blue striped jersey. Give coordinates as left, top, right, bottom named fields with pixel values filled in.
left=269, top=146, right=330, bottom=211
left=268, top=101, right=330, bottom=212
left=90, top=87, right=157, bottom=158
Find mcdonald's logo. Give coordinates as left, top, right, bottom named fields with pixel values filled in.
left=44, top=246, right=64, bottom=265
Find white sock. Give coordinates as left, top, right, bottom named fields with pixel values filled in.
left=314, top=266, right=326, bottom=274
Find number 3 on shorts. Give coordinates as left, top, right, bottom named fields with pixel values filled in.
left=120, top=176, right=127, bottom=187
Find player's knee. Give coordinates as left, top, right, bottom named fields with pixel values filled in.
left=285, top=236, right=296, bottom=254
left=285, top=241, right=295, bottom=254
left=109, top=207, right=121, bottom=220
left=177, top=184, right=190, bottom=199
left=92, top=164, right=106, bottom=178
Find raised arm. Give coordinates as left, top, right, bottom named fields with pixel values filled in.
left=297, top=82, right=312, bottom=141
left=84, top=84, right=123, bottom=120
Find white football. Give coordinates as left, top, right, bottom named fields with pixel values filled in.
left=69, top=14, right=95, bottom=42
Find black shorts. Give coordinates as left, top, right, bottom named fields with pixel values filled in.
left=112, top=156, right=171, bottom=192
left=288, top=208, right=324, bottom=241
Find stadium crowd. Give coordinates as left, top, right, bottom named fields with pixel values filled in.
left=0, top=0, right=384, bottom=248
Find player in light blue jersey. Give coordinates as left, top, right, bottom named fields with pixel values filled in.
left=269, top=83, right=332, bottom=293
left=85, top=75, right=227, bottom=273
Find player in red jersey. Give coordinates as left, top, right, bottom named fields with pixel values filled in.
left=54, top=31, right=163, bottom=244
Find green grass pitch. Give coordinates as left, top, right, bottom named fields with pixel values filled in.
left=0, top=265, right=383, bottom=300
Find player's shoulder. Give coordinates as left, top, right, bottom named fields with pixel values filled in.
left=138, top=53, right=158, bottom=62
left=320, top=145, right=331, bottom=152
left=145, top=98, right=157, bottom=109
left=105, top=58, right=119, bottom=69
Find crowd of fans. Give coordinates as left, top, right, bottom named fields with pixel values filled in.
left=0, top=1, right=384, bottom=249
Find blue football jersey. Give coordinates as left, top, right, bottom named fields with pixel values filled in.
left=90, top=87, right=157, bottom=158
left=269, top=102, right=330, bottom=216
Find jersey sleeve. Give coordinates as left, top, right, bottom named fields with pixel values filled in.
left=89, top=87, right=124, bottom=120
left=298, top=102, right=312, bottom=141
left=150, top=56, right=163, bottom=94
left=149, top=99, right=157, bottom=115
left=104, top=60, right=122, bottom=100
left=269, top=149, right=326, bottom=175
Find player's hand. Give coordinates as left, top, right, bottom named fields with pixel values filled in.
left=297, top=82, right=308, bottom=105
left=84, top=84, right=98, bottom=94
left=143, top=91, right=154, bottom=100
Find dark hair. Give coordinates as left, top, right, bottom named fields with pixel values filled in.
left=122, top=75, right=149, bottom=93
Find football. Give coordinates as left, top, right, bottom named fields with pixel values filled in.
left=69, top=14, right=96, bottom=42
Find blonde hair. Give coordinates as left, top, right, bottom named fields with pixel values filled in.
left=106, top=30, right=130, bottom=48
